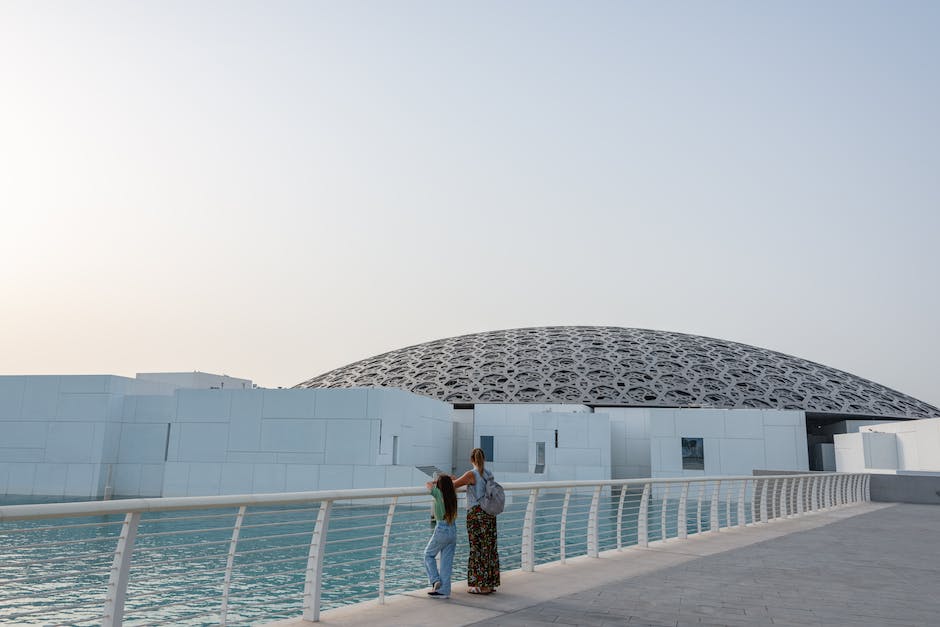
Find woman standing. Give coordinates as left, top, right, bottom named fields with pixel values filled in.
left=423, top=474, right=458, bottom=599
left=452, top=448, right=500, bottom=594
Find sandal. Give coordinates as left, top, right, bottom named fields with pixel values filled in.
left=468, top=587, right=492, bottom=595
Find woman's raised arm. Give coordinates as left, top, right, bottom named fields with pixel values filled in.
left=452, top=470, right=475, bottom=489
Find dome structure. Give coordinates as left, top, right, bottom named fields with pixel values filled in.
left=296, top=326, right=940, bottom=419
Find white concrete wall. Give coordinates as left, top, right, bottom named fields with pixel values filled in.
left=162, top=387, right=452, bottom=496
left=649, top=408, right=808, bottom=478
left=834, top=432, right=866, bottom=472
left=1, top=376, right=451, bottom=498
left=0, top=375, right=161, bottom=498
left=136, top=372, right=253, bottom=390
left=607, top=408, right=652, bottom=478
left=529, top=410, right=610, bottom=481
left=835, top=418, right=940, bottom=473
left=469, top=403, right=593, bottom=478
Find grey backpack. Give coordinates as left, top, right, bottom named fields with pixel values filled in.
left=478, top=471, right=505, bottom=516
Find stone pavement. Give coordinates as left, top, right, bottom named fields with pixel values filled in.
left=267, top=502, right=940, bottom=627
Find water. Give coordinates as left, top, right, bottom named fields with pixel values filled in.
left=0, top=491, right=749, bottom=625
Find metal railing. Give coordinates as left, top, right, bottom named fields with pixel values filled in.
left=0, top=472, right=868, bottom=625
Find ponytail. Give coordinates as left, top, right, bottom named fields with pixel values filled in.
left=470, top=447, right=486, bottom=471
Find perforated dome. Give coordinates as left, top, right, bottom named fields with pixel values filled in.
left=295, top=326, right=939, bottom=419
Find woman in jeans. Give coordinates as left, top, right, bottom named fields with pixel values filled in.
left=424, top=474, right=458, bottom=599
left=453, top=448, right=499, bottom=594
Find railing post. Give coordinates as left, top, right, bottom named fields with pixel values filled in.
left=560, top=488, right=572, bottom=562
left=696, top=482, right=704, bottom=533
left=725, top=485, right=732, bottom=528
left=864, top=473, right=871, bottom=502
left=709, top=481, right=720, bottom=532
left=749, top=479, right=757, bottom=525
left=810, top=475, right=819, bottom=511
left=302, top=500, right=332, bottom=622
left=102, top=512, right=140, bottom=627
left=660, top=484, right=670, bottom=542
left=220, top=506, right=246, bottom=626
left=737, top=480, right=746, bottom=527
left=522, top=488, right=539, bottom=571
left=616, top=484, right=628, bottom=550
left=678, top=482, right=689, bottom=540
left=587, top=485, right=602, bottom=557
left=378, top=497, right=397, bottom=602
left=638, top=483, right=650, bottom=547
left=759, top=478, right=768, bottom=522
left=779, top=478, right=789, bottom=518
left=796, top=478, right=805, bottom=516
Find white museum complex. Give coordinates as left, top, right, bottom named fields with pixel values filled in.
left=1, top=326, right=937, bottom=498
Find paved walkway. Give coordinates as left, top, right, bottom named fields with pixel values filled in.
left=268, top=502, right=940, bottom=627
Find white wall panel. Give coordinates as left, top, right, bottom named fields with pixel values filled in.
left=44, top=422, right=98, bottom=463
left=22, top=377, right=59, bottom=418
left=3, top=422, right=47, bottom=449
left=834, top=433, right=865, bottom=472
left=220, top=463, right=253, bottom=495
left=649, top=411, right=676, bottom=437
left=113, top=464, right=142, bottom=496
left=251, top=464, right=286, bottom=493
left=313, top=389, right=368, bottom=420
left=675, top=409, right=725, bottom=438
left=723, top=411, right=764, bottom=438
left=162, top=462, right=191, bottom=496
left=57, top=394, right=110, bottom=420
left=118, top=423, right=168, bottom=463
left=324, top=420, right=374, bottom=465
left=718, top=438, right=765, bottom=475
left=284, top=464, right=319, bottom=492
left=132, top=396, right=175, bottom=422
left=33, top=463, right=68, bottom=496
left=260, top=420, right=326, bottom=453
left=0, top=377, right=26, bottom=418
left=7, top=463, right=37, bottom=494
left=59, top=375, right=113, bottom=394
left=138, top=464, right=164, bottom=496
left=763, top=426, right=800, bottom=469
left=65, top=464, right=97, bottom=498
left=187, top=463, right=223, bottom=496
left=317, top=465, right=353, bottom=490
left=178, top=423, right=228, bottom=462
left=176, top=390, right=231, bottom=421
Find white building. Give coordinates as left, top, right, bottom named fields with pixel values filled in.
left=835, top=417, right=940, bottom=474
left=1, top=372, right=808, bottom=499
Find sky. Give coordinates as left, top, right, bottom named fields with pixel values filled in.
left=0, top=1, right=938, bottom=406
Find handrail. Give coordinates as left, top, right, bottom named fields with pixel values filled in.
left=0, top=472, right=869, bottom=625
left=0, top=473, right=845, bottom=522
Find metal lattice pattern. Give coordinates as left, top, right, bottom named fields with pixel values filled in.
left=295, top=326, right=939, bottom=418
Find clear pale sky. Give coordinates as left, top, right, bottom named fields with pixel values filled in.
left=1, top=2, right=938, bottom=406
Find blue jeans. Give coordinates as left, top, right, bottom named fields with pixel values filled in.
left=424, top=520, right=456, bottom=596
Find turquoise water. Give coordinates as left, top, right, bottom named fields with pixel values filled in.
left=0, top=491, right=748, bottom=625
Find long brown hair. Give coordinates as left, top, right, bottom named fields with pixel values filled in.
left=437, top=474, right=458, bottom=524
left=470, top=447, right=486, bottom=471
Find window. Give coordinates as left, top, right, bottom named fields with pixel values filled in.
left=681, top=437, right=704, bottom=470
left=480, top=435, right=494, bottom=462
left=535, top=441, right=545, bottom=474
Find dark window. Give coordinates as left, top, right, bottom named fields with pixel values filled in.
left=681, top=437, right=704, bottom=470
left=480, top=435, right=494, bottom=462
